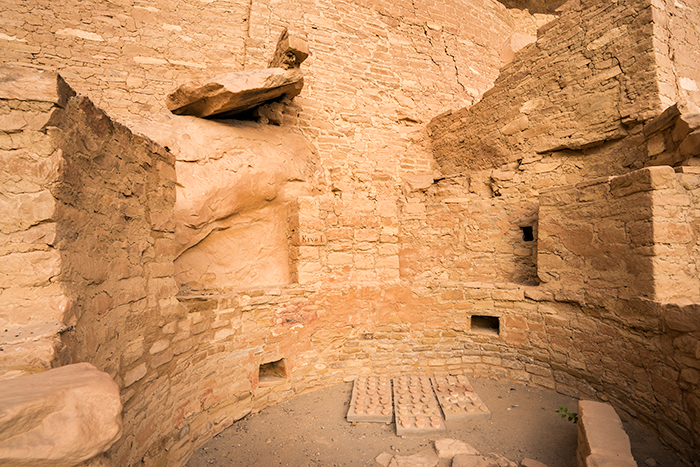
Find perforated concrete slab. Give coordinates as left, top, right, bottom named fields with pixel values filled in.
left=393, top=375, right=446, bottom=436
left=346, top=376, right=393, bottom=423
left=432, top=375, right=491, bottom=421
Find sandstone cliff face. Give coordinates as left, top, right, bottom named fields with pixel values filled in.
left=127, top=113, right=324, bottom=290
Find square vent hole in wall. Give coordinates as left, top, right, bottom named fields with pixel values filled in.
left=258, top=358, right=287, bottom=385
left=471, top=315, right=500, bottom=336
left=521, top=226, right=534, bottom=242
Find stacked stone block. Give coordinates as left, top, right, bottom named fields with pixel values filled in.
left=0, top=67, right=75, bottom=375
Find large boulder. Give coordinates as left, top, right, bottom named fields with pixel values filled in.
left=0, top=363, right=122, bottom=467
left=126, top=112, right=324, bottom=288
left=166, top=68, right=303, bottom=118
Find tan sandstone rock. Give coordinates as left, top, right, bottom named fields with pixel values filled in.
left=126, top=112, right=324, bottom=288
left=452, top=454, right=499, bottom=467
left=376, top=452, right=395, bottom=467
left=520, top=459, right=549, bottom=467
left=268, top=28, right=310, bottom=69
left=388, top=452, right=439, bottom=467
left=0, top=65, right=74, bottom=106
left=577, top=400, right=637, bottom=467
left=0, top=363, right=122, bottom=467
left=434, top=439, right=480, bottom=458
left=166, top=68, right=304, bottom=118
left=500, top=33, right=536, bottom=65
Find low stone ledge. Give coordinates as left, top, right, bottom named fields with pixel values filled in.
left=0, top=363, right=122, bottom=467
left=576, top=400, right=637, bottom=467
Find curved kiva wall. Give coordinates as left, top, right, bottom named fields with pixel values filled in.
left=1, top=1, right=700, bottom=467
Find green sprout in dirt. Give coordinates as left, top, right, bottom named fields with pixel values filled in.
left=555, top=406, right=578, bottom=423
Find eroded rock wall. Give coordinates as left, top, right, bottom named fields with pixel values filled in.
left=46, top=97, right=185, bottom=467
left=125, top=114, right=324, bottom=290
left=429, top=0, right=668, bottom=174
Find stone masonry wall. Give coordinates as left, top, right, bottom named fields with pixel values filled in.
left=398, top=192, right=538, bottom=285
left=429, top=0, right=665, bottom=174
left=0, top=67, right=75, bottom=375
left=538, top=166, right=700, bottom=304
left=653, top=0, right=700, bottom=108
left=0, top=0, right=250, bottom=116
left=0, top=0, right=549, bottom=179
left=652, top=167, right=700, bottom=302
left=289, top=190, right=538, bottom=286
left=46, top=95, right=185, bottom=467
left=289, top=194, right=401, bottom=284
left=2, top=1, right=699, bottom=466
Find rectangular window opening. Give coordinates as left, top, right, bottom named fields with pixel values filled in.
left=258, top=358, right=288, bottom=385
left=471, top=315, right=500, bottom=336
left=521, top=226, right=534, bottom=242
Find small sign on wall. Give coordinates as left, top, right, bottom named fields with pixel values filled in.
left=293, top=232, right=327, bottom=246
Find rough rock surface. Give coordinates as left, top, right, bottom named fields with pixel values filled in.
left=376, top=452, right=395, bottom=467
left=126, top=112, right=324, bottom=289
left=0, top=65, right=75, bottom=106
left=0, top=363, right=122, bottom=467
left=166, top=68, right=303, bottom=118
left=268, top=28, right=310, bottom=69
left=451, top=455, right=499, bottom=467
left=520, top=459, right=549, bottom=467
left=434, top=438, right=480, bottom=458
left=499, top=33, right=536, bottom=65
left=387, top=452, right=439, bottom=467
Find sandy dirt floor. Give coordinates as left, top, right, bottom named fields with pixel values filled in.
left=186, top=378, right=685, bottom=467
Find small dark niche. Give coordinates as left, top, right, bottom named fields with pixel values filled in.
left=520, top=226, right=534, bottom=242
left=258, top=358, right=287, bottom=385
left=471, top=315, right=500, bottom=336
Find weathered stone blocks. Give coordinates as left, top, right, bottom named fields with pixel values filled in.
left=576, top=400, right=637, bottom=467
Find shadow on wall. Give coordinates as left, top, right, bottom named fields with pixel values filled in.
left=495, top=0, right=568, bottom=14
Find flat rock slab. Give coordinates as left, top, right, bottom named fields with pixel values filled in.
left=520, top=459, right=549, bottom=467
left=166, top=68, right=303, bottom=118
left=347, top=376, right=393, bottom=423
left=0, top=362, right=122, bottom=467
left=434, top=438, right=479, bottom=459
left=432, top=375, right=491, bottom=421
left=452, top=454, right=499, bottom=467
left=376, top=452, right=395, bottom=467
left=394, top=375, right=445, bottom=436
left=388, top=453, right=439, bottom=467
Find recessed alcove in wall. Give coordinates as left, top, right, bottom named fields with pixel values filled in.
left=520, top=226, right=534, bottom=242
left=470, top=315, right=500, bottom=336
left=258, top=358, right=288, bottom=386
